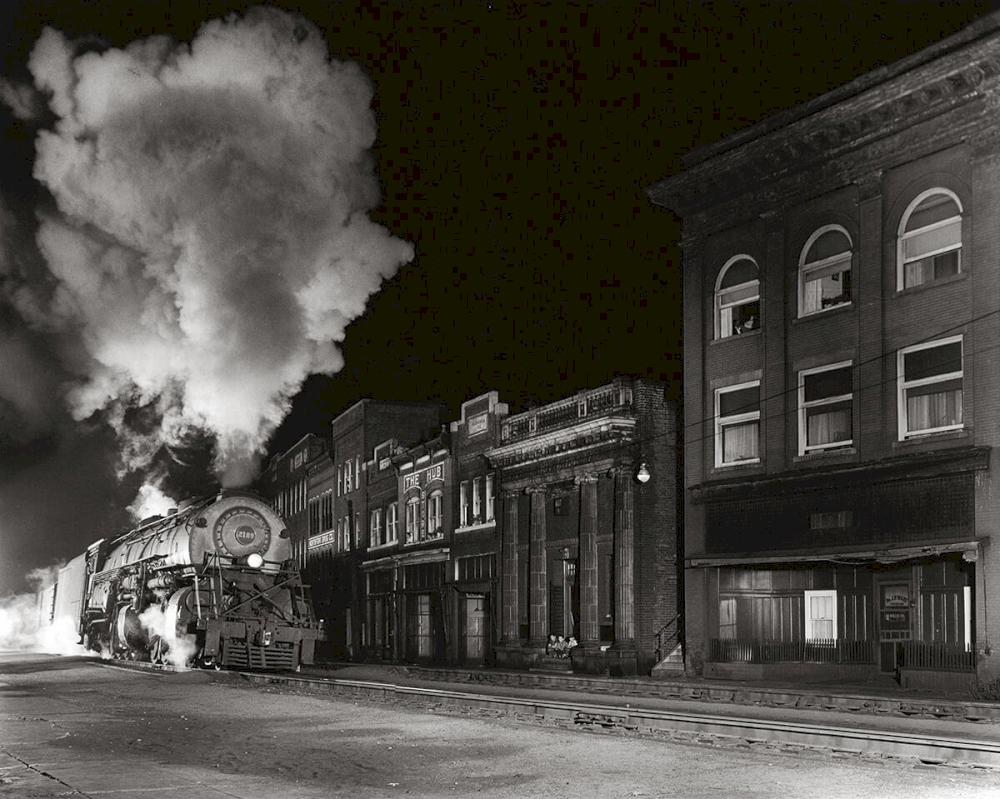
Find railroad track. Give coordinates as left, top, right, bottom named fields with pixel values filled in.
left=98, top=660, right=1000, bottom=770
left=237, top=672, right=1000, bottom=770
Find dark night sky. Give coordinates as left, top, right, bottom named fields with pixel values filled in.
left=0, top=0, right=994, bottom=594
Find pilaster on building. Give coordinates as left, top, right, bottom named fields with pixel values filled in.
left=486, top=378, right=678, bottom=676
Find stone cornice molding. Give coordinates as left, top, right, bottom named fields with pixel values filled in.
left=524, top=485, right=548, bottom=495
left=649, top=38, right=1000, bottom=216
left=574, top=474, right=600, bottom=486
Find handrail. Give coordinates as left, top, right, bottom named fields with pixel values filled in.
left=654, top=613, right=682, bottom=662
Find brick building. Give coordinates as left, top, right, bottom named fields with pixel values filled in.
left=649, top=14, right=1000, bottom=689
left=448, top=392, right=508, bottom=666
left=486, top=378, right=678, bottom=676
left=307, top=399, right=444, bottom=660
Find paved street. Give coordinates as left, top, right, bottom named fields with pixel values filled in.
left=1, top=652, right=998, bottom=798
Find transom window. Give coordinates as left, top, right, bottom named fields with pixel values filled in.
left=898, top=336, right=963, bottom=439
left=798, top=362, right=853, bottom=455
left=898, top=190, right=962, bottom=290
left=715, top=256, right=760, bottom=339
left=800, top=227, right=852, bottom=315
left=715, top=381, right=761, bottom=467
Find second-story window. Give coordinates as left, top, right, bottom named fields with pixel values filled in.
left=460, top=481, right=469, bottom=527
left=800, top=227, right=852, bottom=316
left=715, top=381, right=761, bottom=467
left=898, top=336, right=963, bottom=439
left=386, top=503, right=398, bottom=544
left=427, top=490, right=443, bottom=537
left=370, top=508, right=383, bottom=547
left=472, top=476, right=482, bottom=522
left=405, top=496, right=420, bottom=545
left=486, top=474, right=495, bottom=522
left=715, top=256, right=760, bottom=339
left=799, top=363, right=853, bottom=455
left=898, top=189, right=962, bottom=290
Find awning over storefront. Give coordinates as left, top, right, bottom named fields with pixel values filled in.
left=687, top=538, right=987, bottom=568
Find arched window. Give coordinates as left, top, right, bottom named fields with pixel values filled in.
left=405, top=496, right=421, bottom=545
left=799, top=226, right=852, bottom=316
left=426, top=490, right=443, bottom=538
left=898, top=189, right=962, bottom=290
left=716, top=256, right=760, bottom=339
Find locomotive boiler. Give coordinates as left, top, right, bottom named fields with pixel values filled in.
left=53, top=490, right=321, bottom=671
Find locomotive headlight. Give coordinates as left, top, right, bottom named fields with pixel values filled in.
left=246, top=553, right=264, bottom=569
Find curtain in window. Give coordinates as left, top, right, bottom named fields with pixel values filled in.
left=907, top=387, right=962, bottom=431
left=722, top=421, right=759, bottom=462
left=808, top=594, right=835, bottom=640
left=807, top=407, right=851, bottom=446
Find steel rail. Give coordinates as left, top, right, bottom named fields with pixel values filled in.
left=243, top=673, right=1000, bottom=769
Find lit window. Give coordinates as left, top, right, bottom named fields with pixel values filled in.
left=427, top=490, right=443, bottom=538
left=898, top=336, right=963, bottom=438
left=805, top=590, right=838, bottom=641
left=715, top=382, right=760, bottom=467
left=898, top=190, right=962, bottom=290
left=405, top=497, right=420, bottom=545
left=800, top=227, right=851, bottom=315
left=715, top=256, right=760, bottom=339
left=799, top=363, right=853, bottom=455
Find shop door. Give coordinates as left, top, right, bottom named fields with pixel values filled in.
left=405, top=593, right=436, bottom=661
left=462, top=593, right=487, bottom=665
left=876, top=581, right=912, bottom=674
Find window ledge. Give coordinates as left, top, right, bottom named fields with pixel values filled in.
left=793, top=302, right=854, bottom=324
left=457, top=521, right=496, bottom=533
left=368, top=541, right=398, bottom=552
left=894, top=270, right=966, bottom=297
left=893, top=428, right=970, bottom=451
left=709, top=460, right=762, bottom=477
left=793, top=447, right=857, bottom=464
left=709, top=329, right=762, bottom=347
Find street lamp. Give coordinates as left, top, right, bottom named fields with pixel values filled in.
left=636, top=463, right=651, bottom=484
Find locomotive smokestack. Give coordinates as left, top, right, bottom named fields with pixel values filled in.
left=7, top=8, right=413, bottom=501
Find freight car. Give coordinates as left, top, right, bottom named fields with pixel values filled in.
left=38, top=490, right=322, bottom=671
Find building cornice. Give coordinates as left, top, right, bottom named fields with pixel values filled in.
left=648, top=17, right=1000, bottom=217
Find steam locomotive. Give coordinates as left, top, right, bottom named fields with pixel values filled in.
left=36, top=490, right=322, bottom=671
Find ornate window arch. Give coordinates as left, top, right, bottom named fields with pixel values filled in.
left=799, top=225, right=852, bottom=316
left=897, top=188, right=963, bottom=290
left=715, top=255, right=759, bottom=339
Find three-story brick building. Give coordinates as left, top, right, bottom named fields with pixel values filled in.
left=649, top=13, right=1000, bottom=690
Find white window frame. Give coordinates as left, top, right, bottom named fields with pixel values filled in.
left=798, top=361, right=853, bottom=456
left=486, top=474, right=495, bottom=521
left=427, top=490, right=443, bottom=538
left=460, top=481, right=469, bottom=527
left=799, top=226, right=852, bottom=317
left=715, top=380, right=761, bottom=468
left=405, top=496, right=420, bottom=545
left=804, top=589, right=838, bottom=641
left=897, top=188, right=963, bottom=291
left=386, top=503, right=398, bottom=544
left=337, top=464, right=343, bottom=497
left=897, top=335, right=964, bottom=440
left=715, top=255, right=760, bottom=340
left=370, top=508, right=383, bottom=548
left=472, top=477, right=482, bottom=522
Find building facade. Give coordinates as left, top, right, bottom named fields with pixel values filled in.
left=649, top=15, right=1000, bottom=689
left=486, top=378, right=678, bottom=676
left=304, top=399, right=444, bottom=661
left=448, top=392, right=508, bottom=666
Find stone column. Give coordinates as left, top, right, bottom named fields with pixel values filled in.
left=613, top=467, right=636, bottom=646
left=527, top=485, right=548, bottom=648
left=500, top=489, right=521, bottom=646
left=576, top=474, right=600, bottom=647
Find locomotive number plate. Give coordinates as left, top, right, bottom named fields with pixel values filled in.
left=214, top=506, right=271, bottom=555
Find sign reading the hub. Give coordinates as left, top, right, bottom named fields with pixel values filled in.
left=403, top=463, right=444, bottom=491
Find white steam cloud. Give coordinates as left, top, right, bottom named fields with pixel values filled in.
left=0, top=565, right=87, bottom=656
left=17, top=8, right=413, bottom=489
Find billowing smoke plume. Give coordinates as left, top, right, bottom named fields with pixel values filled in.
left=0, top=565, right=87, bottom=655
left=11, top=8, right=413, bottom=493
